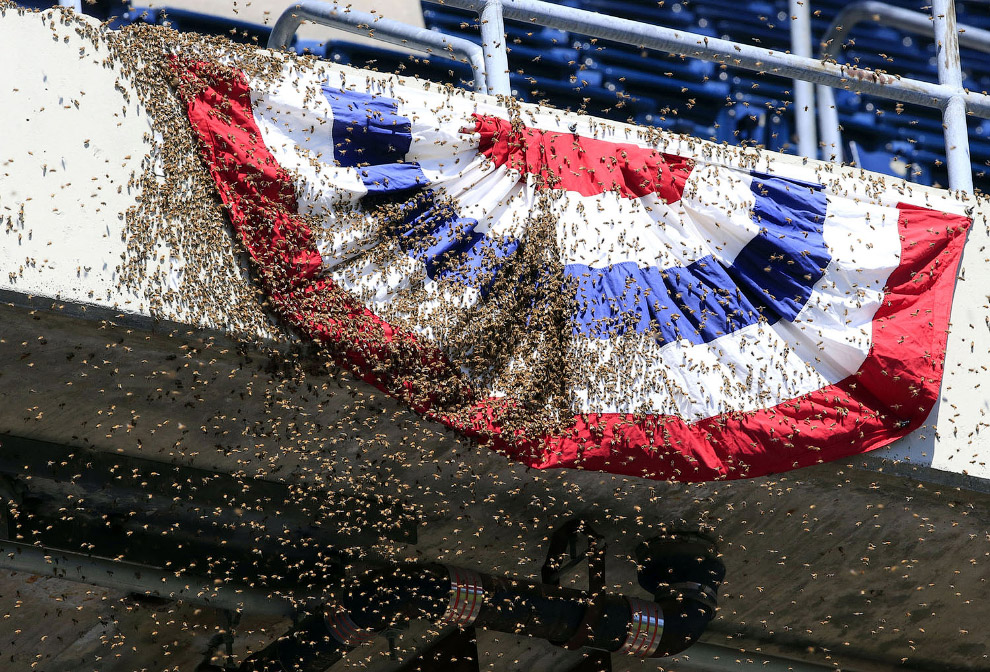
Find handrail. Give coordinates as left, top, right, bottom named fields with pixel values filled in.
left=817, top=1, right=990, bottom=175
left=931, top=0, right=970, bottom=192
left=268, top=1, right=489, bottom=94
left=425, top=0, right=988, bottom=192
left=427, top=0, right=990, bottom=117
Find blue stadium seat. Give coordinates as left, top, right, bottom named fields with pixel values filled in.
left=848, top=140, right=933, bottom=185
left=320, top=41, right=478, bottom=90
left=117, top=6, right=272, bottom=46
left=717, top=96, right=793, bottom=153
left=13, top=0, right=57, bottom=9
left=419, top=0, right=989, bottom=191
left=509, top=73, right=656, bottom=119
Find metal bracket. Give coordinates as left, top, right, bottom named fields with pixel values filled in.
left=197, top=610, right=241, bottom=671
left=395, top=625, right=480, bottom=671
left=541, top=518, right=605, bottom=594
left=542, top=519, right=611, bottom=653
left=381, top=622, right=410, bottom=661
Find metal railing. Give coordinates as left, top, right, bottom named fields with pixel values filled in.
left=268, top=0, right=488, bottom=93
left=789, top=0, right=818, bottom=159
left=428, top=0, right=987, bottom=193
left=816, top=1, right=990, bottom=170
left=268, top=0, right=989, bottom=192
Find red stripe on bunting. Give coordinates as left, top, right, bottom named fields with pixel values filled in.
left=473, top=114, right=692, bottom=202
left=174, top=58, right=474, bottom=416
left=177, top=58, right=971, bottom=482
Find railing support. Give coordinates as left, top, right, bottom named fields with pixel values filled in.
left=426, top=0, right=989, bottom=190
left=479, top=0, right=511, bottom=95
left=427, top=0, right=990, bottom=118
left=268, top=1, right=489, bottom=93
left=932, top=0, right=973, bottom=193
left=264, top=0, right=987, bottom=189
left=789, top=0, right=817, bottom=158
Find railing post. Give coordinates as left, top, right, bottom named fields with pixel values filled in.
left=789, top=0, right=818, bottom=159
left=931, top=0, right=973, bottom=193
left=479, top=0, right=512, bottom=96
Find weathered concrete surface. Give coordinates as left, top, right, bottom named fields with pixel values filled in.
left=3, top=299, right=989, bottom=671
left=2, top=7, right=990, bottom=672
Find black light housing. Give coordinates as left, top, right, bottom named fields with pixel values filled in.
left=635, top=531, right=726, bottom=657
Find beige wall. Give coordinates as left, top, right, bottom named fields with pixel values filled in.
left=141, top=0, right=425, bottom=49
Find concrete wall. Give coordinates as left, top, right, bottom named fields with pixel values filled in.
left=138, top=0, right=425, bottom=47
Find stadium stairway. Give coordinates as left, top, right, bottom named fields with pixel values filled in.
left=13, top=0, right=989, bottom=193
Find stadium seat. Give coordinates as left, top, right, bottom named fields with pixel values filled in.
left=420, top=0, right=989, bottom=192
left=320, top=41, right=478, bottom=90
left=13, top=0, right=57, bottom=9
left=716, top=97, right=793, bottom=153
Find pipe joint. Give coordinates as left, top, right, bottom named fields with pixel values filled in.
left=438, top=566, right=485, bottom=627
left=620, top=597, right=664, bottom=657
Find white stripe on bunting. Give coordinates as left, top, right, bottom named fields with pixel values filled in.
left=774, top=196, right=901, bottom=381
left=567, top=195, right=902, bottom=419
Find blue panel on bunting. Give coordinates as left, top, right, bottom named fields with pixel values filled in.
left=321, top=84, right=515, bottom=292
left=322, top=85, right=426, bottom=191
left=568, top=259, right=764, bottom=344
left=396, top=190, right=519, bottom=296
left=568, top=173, right=830, bottom=344
left=320, top=83, right=830, bottom=334
left=358, top=164, right=430, bottom=193
left=729, top=173, right=830, bottom=322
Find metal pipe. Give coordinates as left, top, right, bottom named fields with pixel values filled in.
left=817, top=1, right=990, bottom=169
left=820, top=1, right=990, bottom=59
left=941, top=95, right=973, bottom=191
left=932, top=0, right=973, bottom=193
left=0, top=538, right=892, bottom=672
left=243, top=543, right=724, bottom=669
left=267, top=1, right=489, bottom=93
left=479, top=0, right=512, bottom=95
left=789, top=0, right=817, bottom=158
left=0, top=540, right=861, bottom=672
left=0, top=540, right=296, bottom=618
left=817, top=89, right=843, bottom=162
left=426, top=0, right=990, bottom=119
